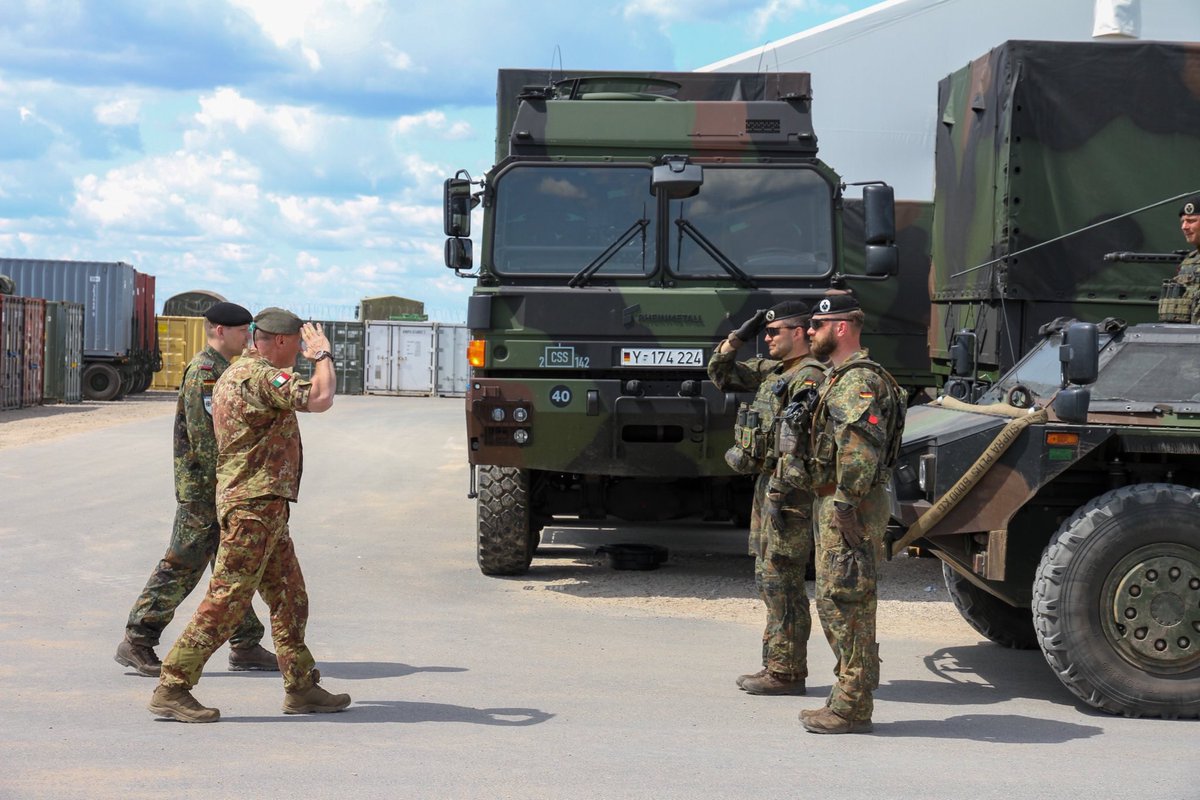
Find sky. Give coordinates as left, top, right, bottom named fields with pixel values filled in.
left=0, top=0, right=879, bottom=322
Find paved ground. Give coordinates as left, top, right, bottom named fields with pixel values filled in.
left=0, top=395, right=1195, bottom=799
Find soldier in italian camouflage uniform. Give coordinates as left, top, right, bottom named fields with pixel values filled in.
left=115, top=302, right=278, bottom=677
left=149, top=307, right=348, bottom=723
left=781, top=294, right=904, bottom=734
left=708, top=300, right=825, bottom=696
left=1158, top=194, right=1200, bottom=324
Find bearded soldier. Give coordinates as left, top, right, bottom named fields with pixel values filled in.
left=708, top=301, right=824, bottom=696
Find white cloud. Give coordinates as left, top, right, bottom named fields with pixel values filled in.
left=391, top=111, right=472, bottom=141
left=94, top=98, right=141, bottom=126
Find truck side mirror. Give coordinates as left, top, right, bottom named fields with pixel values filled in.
left=1060, top=322, right=1099, bottom=386
left=865, top=244, right=898, bottom=277
left=862, top=183, right=897, bottom=277
left=949, top=330, right=977, bottom=377
left=652, top=156, right=703, bottom=199
left=445, top=237, right=473, bottom=271
left=444, top=178, right=474, bottom=237
left=1054, top=386, right=1091, bottom=423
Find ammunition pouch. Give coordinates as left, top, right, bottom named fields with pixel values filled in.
left=724, top=445, right=761, bottom=475
left=732, top=401, right=774, bottom=471
left=1158, top=277, right=1192, bottom=323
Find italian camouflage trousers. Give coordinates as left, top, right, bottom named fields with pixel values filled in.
left=160, top=497, right=316, bottom=692
left=125, top=500, right=265, bottom=649
left=813, top=486, right=888, bottom=722
left=750, top=472, right=813, bottom=676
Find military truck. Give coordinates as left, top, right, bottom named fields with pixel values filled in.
left=930, top=40, right=1200, bottom=401
left=888, top=319, right=1200, bottom=718
left=444, top=70, right=935, bottom=575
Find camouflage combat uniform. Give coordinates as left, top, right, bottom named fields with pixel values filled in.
left=785, top=349, right=903, bottom=722
left=1158, top=249, right=1200, bottom=323
left=708, top=348, right=825, bottom=679
left=160, top=350, right=318, bottom=692
left=123, top=346, right=265, bottom=649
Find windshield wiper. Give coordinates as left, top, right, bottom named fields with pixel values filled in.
left=673, top=218, right=757, bottom=288
left=568, top=218, right=650, bottom=288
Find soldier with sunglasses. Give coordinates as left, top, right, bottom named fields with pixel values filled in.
left=708, top=300, right=825, bottom=696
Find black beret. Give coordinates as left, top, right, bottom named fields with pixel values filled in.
left=203, top=302, right=253, bottom=326
left=1180, top=194, right=1200, bottom=216
left=254, top=307, right=303, bottom=335
left=764, top=300, right=810, bottom=324
left=811, top=293, right=861, bottom=316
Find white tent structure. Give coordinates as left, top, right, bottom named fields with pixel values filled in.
left=702, top=0, right=1200, bottom=200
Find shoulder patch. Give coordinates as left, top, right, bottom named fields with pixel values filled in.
left=199, top=364, right=214, bottom=372
left=270, top=371, right=293, bottom=388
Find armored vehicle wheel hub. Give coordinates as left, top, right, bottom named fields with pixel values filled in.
left=1106, top=545, right=1200, bottom=673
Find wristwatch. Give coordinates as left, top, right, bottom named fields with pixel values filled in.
left=311, top=350, right=333, bottom=362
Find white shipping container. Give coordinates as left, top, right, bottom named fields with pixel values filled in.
left=365, top=321, right=469, bottom=397
left=435, top=324, right=469, bottom=397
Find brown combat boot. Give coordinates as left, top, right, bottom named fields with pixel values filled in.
left=228, top=644, right=280, bottom=671
left=741, top=671, right=806, bottom=696
left=736, top=668, right=768, bottom=690
left=799, top=706, right=872, bottom=734
left=282, top=670, right=351, bottom=714
left=148, top=685, right=220, bottom=723
left=115, top=639, right=162, bottom=677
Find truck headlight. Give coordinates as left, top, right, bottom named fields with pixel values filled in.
left=513, top=429, right=530, bottom=445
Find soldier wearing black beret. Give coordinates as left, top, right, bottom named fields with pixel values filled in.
left=1160, top=195, right=1200, bottom=323
left=708, top=300, right=825, bottom=697
left=117, top=299, right=279, bottom=679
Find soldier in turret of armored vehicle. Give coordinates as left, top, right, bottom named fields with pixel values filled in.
left=708, top=301, right=825, bottom=696
left=1158, top=193, right=1200, bottom=323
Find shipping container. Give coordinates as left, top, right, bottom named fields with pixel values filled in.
left=365, top=321, right=468, bottom=397
left=152, top=316, right=207, bottom=391
left=0, top=295, right=46, bottom=409
left=162, top=290, right=226, bottom=317
left=359, top=295, right=426, bottom=322
left=289, top=320, right=365, bottom=395
left=0, top=258, right=156, bottom=401
left=43, top=301, right=84, bottom=404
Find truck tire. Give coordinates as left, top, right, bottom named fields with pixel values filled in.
left=942, top=562, right=1038, bottom=650
left=82, top=363, right=123, bottom=401
left=1033, top=483, right=1200, bottom=719
left=476, top=465, right=536, bottom=576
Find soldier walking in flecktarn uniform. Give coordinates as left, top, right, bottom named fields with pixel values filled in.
left=1158, top=193, right=1200, bottom=324
left=780, top=293, right=905, bottom=734
left=116, top=302, right=278, bottom=677
left=708, top=301, right=825, bottom=696
left=149, top=308, right=348, bottom=723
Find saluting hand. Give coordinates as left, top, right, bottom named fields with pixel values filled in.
left=300, top=322, right=332, bottom=361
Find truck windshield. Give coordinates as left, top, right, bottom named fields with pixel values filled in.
left=668, top=167, right=833, bottom=278
left=491, top=165, right=654, bottom=276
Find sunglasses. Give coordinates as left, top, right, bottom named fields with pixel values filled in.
left=808, top=317, right=853, bottom=330
left=763, top=325, right=799, bottom=337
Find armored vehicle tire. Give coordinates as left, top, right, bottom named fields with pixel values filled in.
left=82, top=363, right=123, bottom=401
left=942, top=562, right=1038, bottom=650
left=1033, top=483, right=1200, bottom=719
left=476, top=465, right=537, bottom=576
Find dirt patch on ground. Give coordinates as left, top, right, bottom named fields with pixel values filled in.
left=0, top=392, right=177, bottom=450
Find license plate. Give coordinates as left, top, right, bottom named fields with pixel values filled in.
left=619, top=348, right=704, bottom=367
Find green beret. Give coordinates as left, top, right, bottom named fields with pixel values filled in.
left=203, top=302, right=253, bottom=326
left=254, top=307, right=303, bottom=335
left=812, top=294, right=861, bottom=316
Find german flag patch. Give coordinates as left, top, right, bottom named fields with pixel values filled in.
left=858, top=391, right=874, bottom=400
left=270, top=371, right=292, bottom=388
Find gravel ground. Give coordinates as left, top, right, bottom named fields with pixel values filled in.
left=0, top=392, right=968, bottom=641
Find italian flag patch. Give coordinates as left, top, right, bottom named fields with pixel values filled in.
left=271, top=371, right=292, bottom=388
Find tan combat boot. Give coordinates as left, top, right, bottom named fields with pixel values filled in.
left=799, top=706, right=872, bottom=734
left=115, top=639, right=162, bottom=677
left=741, top=671, right=806, bottom=696
left=736, top=668, right=768, bottom=690
left=228, top=644, right=280, bottom=671
left=148, top=685, right=220, bottom=723
left=282, top=670, right=351, bottom=714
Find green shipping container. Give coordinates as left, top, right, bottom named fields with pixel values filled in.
left=288, top=320, right=364, bottom=395
left=43, top=301, right=84, bottom=404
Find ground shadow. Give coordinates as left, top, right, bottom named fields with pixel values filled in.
left=203, top=661, right=464, bottom=681
left=216, top=700, right=554, bottom=726
left=871, top=713, right=1104, bottom=742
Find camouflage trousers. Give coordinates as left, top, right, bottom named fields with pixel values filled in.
left=812, top=487, right=888, bottom=722
left=124, top=500, right=264, bottom=649
left=160, top=497, right=316, bottom=692
left=750, top=473, right=813, bottom=677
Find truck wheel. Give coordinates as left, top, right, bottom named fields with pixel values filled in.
left=82, top=363, right=122, bottom=401
left=477, top=465, right=536, bottom=576
left=1033, top=483, right=1200, bottom=719
left=942, top=562, right=1038, bottom=649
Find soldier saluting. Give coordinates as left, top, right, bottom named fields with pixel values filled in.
left=708, top=301, right=824, bottom=696
left=1158, top=193, right=1200, bottom=323
left=781, top=293, right=905, bottom=734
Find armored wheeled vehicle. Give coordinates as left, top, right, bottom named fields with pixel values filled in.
left=889, top=319, right=1200, bottom=718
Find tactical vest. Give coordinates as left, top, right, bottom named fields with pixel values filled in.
left=786, top=355, right=906, bottom=492
left=726, top=360, right=818, bottom=475
left=1158, top=252, right=1200, bottom=323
